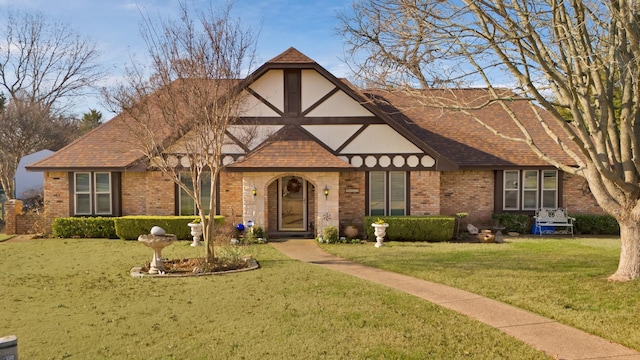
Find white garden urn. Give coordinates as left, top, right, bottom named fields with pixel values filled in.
left=371, top=223, right=389, bottom=248
left=187, top=222, right=203, bottom=247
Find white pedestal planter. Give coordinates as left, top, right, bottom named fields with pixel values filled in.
left=188, top=223, right=203, bottom=247
left=371, top=223, right=389, bottom=248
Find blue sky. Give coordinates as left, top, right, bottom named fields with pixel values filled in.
left=0, top=0, right=353, bottom=120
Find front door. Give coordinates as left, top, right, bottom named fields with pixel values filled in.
left=279, top=176, right=306, bottom=231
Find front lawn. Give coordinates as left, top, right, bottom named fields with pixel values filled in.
left=0, top=239, right=548, bottom=359
left=321, top=236, right=640, bottom=351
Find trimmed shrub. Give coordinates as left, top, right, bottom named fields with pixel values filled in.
left=51, top=217, right=117, bottom=239
left=363, top=216, right=454, bottom=242
left=491, top=213, right=531, bottom=234
left=114, top=216, right=225, bottom=240
left=573, top=214, right=620, bottom=235
left=322, top=225, right=339, bottom=244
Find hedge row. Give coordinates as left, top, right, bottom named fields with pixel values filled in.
left=363, top=215, right=455, bottom=242
left=52, top=217, right=118, bottom=239
left=573, top=214, right=620, bottom=235
left=51, top=216, right=225, bottom=240
left=491, top=212, right=620, bottom=235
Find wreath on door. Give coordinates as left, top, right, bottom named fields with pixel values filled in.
left=286, top=178, right=302, bottom=193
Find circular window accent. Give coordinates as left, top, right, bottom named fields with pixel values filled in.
left=421, top=156, right=435, bottom=167
left=351, top=156, right=363, bottom=167
left=180, top=156, right=191, bottom=168
left=379, top=155, right=391, bottom=167
left=407, top=155, right=419, bottom=167
left=167, top=155, right=179, bottom=167
left=223, top=156, right=235, bottom=165
left=393, top=155, right=405, bottom=167
left=365, top=155, right=378, bottom=167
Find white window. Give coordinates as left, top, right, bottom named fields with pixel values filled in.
left=389, top=172, right=406, bottom=216
left=503, top=170, right=519, bottom=210
left=502, top=170, right=558, bottom=211
left=541, top=170, right=558, bottom=208
left=179, top=172, right=212, bottom=216
left=74, top=172, right=112, bottom=215
left=75, top=173, right=92, bottom=215
left=94, top=173, right=112, bottom=214
left=369, top=171, right=406, bottom=216
left=522, top=170, right=539, bottom=210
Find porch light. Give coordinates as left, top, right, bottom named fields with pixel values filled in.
left=323, top=185, right=329, bottom=198
left=251, top=187, right=257, bottom=196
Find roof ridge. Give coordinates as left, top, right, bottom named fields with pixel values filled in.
left=267, top=47, right=316, bottom=64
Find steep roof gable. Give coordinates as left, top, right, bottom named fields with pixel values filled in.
left=267, top=47, right=316, bottom=64
left=227, top=126, right=353, bottom=171
left=27, top=47, right=569, bottom=173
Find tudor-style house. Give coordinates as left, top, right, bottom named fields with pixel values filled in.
left=26, top=47, right=603, bottom=238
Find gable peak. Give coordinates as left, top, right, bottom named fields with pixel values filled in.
left=267, top=47, right=316, bottom=64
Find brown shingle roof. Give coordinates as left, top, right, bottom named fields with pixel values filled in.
left=27, top=113, right=145, bottom=171
left=227, top=126, right=353, bottom=171
left=267, top=47, right=315, bottom=64
left=367, top=88, right=577, bottom=168
left=28, top=48, right=577, bottom=172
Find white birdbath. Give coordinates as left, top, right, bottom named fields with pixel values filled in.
left=371, top=223, right=389, bottom=248
left=138, top=233, right=177, bottom=274
left=188, top=222, right=203, bottom=247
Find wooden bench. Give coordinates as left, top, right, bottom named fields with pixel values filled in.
left=533, top=208, right=575, bottom=236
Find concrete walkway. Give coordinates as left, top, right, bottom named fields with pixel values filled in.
left=270, top=239, right=640, bottom=360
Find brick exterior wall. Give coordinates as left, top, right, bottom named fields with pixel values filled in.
left=36, top=168, right=606, bottom=238
left=339, top=172, right=365, bottom=232
left=121, top=172, right=147, bottom=215
left=144, top=172, right=175, bottom=215
left=562, top=173, right=605, bottom=215
left=267, top=180, right=278, bottom=233
left=4, top=199, right=21, bottom=234
left=44, top=171, right=70, bottom=220
left=219, top=172, right=243, bottom=225
left=410, top=171, right=441, bottom=215
left=440, top=170, right=495, bottom=226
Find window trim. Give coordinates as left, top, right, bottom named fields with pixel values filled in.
left=74, top=172, right=92, bottom=215
left=522, top=170, right=539, bottom=210
left=73, top=171, right=114, bottom=216
left=367, top=171, right=408, bottom=216
left=94, top=172, right=112, bottom=215
left=499, top=169, right=559, bottom=212
left=541, top=170, right=558, bottom=208
left=178, top=172, right=212, bottom=216
left=503, top=170, right=520, bottom=210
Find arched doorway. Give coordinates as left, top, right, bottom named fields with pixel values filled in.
left=279, top=175, right=306, bottom=231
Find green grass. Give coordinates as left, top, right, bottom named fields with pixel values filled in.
left=321, top=236, right=640, bottom=351
left=0, top=239, right=549, bottom=359
left=0, top=233, right=13, bottom=242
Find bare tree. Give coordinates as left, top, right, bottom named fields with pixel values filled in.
left=340, top=0, right=640, bottom=281
left=0, top=10, right=103, bottom=111
left=105, top=1, right=257, bottom=260
left=0, top=9, right=103, bottom=199
left=0, top=96, right=76, bottom=198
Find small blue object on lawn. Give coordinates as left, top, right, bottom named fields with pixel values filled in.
left=531, top=224, right=553, bottom=235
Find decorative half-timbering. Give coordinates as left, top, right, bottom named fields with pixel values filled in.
left=25, top=47, right=603, bottom=238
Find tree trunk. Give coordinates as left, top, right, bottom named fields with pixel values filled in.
left=609, top=220, right=640, bottom=281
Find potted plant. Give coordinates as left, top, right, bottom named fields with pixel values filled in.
left=344, top=220, right=359, bottom=239
left=187, top=217, right=203, bottom=247
left=371, top=218, right=389, bottom=248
